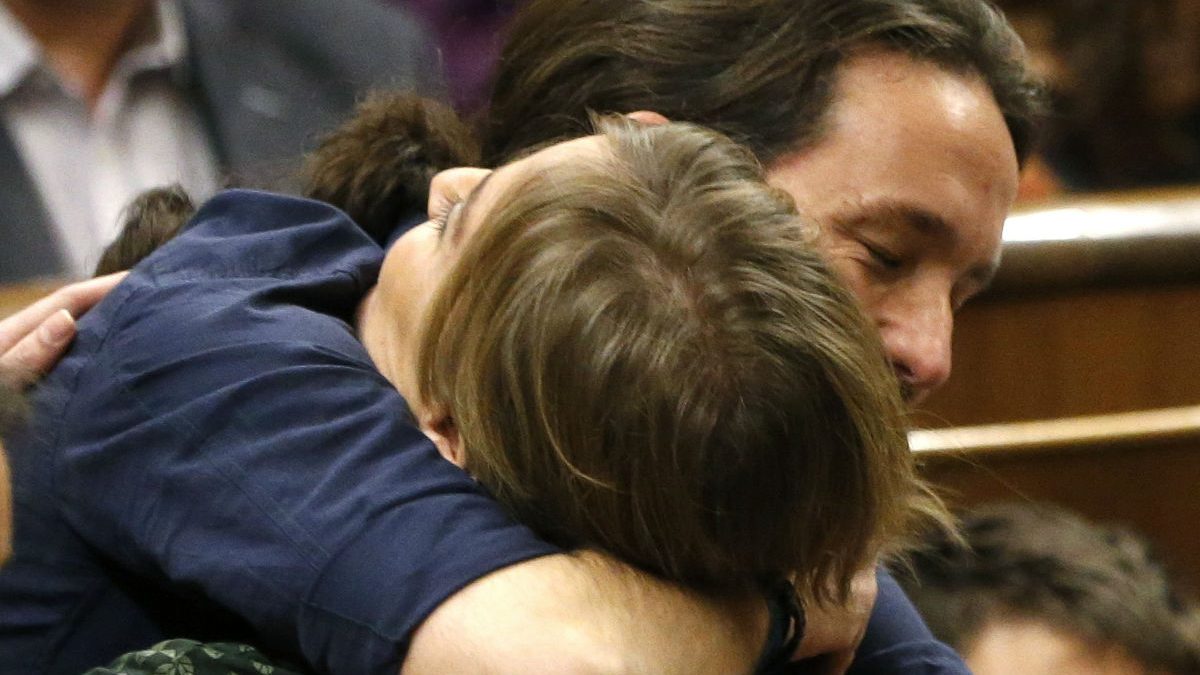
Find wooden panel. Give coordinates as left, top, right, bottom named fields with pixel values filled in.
left=916, top=283, right=1200, bottom=427
left=914, top=407, right=1200, bottom=590
left=994, top=188, right=1200, bottom=296
left=0, top=282, right=61, bottom=321
left=915, top=188, right=1200, bottom=427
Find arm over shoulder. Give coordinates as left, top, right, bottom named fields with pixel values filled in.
left=404, top=552, right=770, bottom=675
left=57, top=286, right=770, bottom=674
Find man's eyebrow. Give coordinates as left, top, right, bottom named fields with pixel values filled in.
left=841, top=201, right=1001, bottom=289
left=448, top=170, right=497, bottom=245
left=903, top=203, right=1002, bottom=289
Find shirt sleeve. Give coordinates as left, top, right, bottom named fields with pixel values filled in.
left=50, top=278, right=557, bottom=675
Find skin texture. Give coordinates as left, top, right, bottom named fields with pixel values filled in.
left=402, top=551, right=770, bottom=675
left=966, top=619, right=1160, bottom=675
left=767, top=50, right=1019, bottom=405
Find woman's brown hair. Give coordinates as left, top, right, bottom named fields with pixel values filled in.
left=417, top=114, right=946, bottom=603
left=98, top=96, right=950, bottom=601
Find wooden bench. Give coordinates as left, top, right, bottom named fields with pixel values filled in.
left=0, top=281, right=64, bottom=321
left=913, top=405, right=1200, bottom=589
left=919, top=187, right=1200, bottom=427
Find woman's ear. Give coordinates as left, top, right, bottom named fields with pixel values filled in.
left=626, top=110, right=670, bottom=126
left=419, top=411, right=465, bottom=467
left=428, top=168, right=492, bottom=222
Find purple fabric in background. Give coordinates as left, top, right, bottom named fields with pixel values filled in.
left=397, top=0, right=520, bottom=112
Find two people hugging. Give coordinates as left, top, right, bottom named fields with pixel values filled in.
left=3, top=93, right=946, bottom=673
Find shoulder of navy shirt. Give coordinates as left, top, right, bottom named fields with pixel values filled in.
left=0, top=190, right=556, bottom=675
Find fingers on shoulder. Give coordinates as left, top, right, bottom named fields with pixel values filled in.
left=0, top=310, right=76, bottom=388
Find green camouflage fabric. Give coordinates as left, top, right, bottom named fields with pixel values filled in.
left=84, top=639, right=304, bottom=675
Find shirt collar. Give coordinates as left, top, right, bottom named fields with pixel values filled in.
left=0, top=2, right=40, bottom=97
left=123, top=0, right=189, bottom=75
left=0, top=0, right=188, bottom=99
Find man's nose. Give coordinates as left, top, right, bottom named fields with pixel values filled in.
left=879, top=300, right=953, bottom=405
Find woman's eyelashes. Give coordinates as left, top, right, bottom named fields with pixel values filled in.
left=431, top=199, right=464, bottom=236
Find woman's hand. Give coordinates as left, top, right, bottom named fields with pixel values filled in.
left=0, top=272, right=126, bottom=386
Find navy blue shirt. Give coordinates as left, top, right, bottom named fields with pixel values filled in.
left=0, top=189, right=967, bottom=675
left=847, top=570, right=969, bottom=674
left=0, top=191, right=557, bottom=674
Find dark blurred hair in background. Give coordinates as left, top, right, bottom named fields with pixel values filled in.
left=896, top=502, right=1200, bottom=674
left=998, top=0, right=1200, bottom=195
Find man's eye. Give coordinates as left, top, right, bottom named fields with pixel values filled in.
left=863, top=242, right=902, bottom=270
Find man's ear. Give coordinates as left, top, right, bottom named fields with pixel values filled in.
left=627, top=110, right=670, bottom=126
left=420, top=411, right=464, bottom=467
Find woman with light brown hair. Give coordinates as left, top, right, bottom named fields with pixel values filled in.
left=406, top=116, right=932, bottom=597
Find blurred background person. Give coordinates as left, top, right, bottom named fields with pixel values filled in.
left=997, top=0, right=1200, bottom=200
left=895, top=502, right=1200, bottom=675
left=401, top=0, right=518, bottom=113
left=0, top=0, right=441, bottom=284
